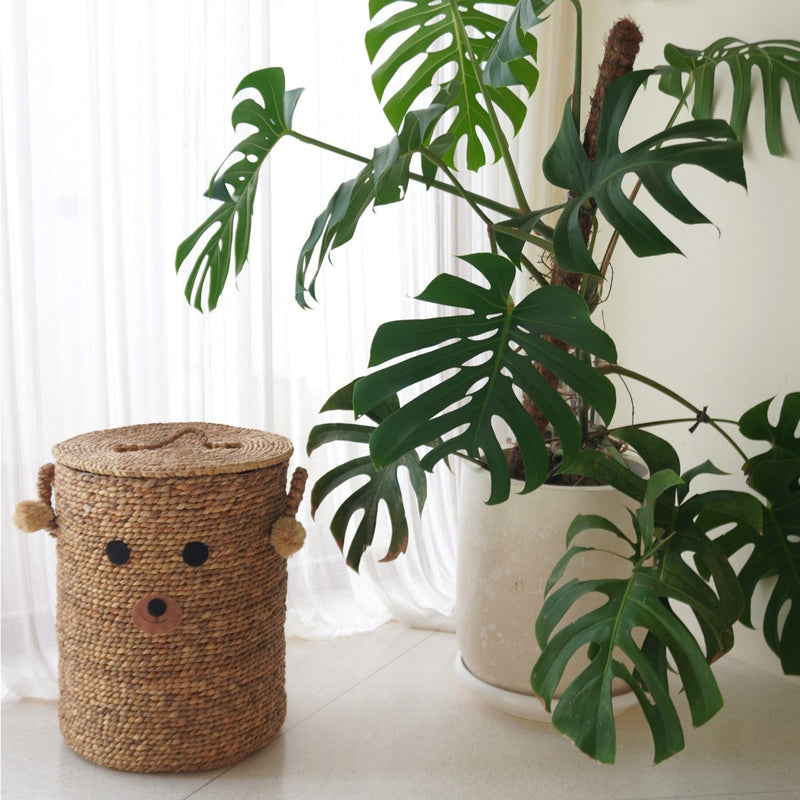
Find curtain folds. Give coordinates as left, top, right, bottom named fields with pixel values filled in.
left=1, top=0, right=572, bottom=699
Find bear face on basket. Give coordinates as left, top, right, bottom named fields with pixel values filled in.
left=106, top=536, right=209, bottom=635
left=57, top=466, right=286, bottom=647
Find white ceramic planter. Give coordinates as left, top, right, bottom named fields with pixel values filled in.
left=455, top=461, right=639, bottom=720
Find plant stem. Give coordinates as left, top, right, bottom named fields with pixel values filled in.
left=519, top=253, right=550, bottom=287
left=289, top=131, right=371, bottom=165
left=448, top=0, right=530, bottom=211
left=594, top=417, right=741, bottom=435
left=415, top=176, right=519, bottom=217
left=569, top=0, right=583, bottom=132
left=423, top=151, right=493, bottom=227
left=579, top=215, right=599, bottom=298
left=492, top=224, right=555, bottom=254
left=576, top=349, right=592, bottom=437
left=288, top=130, right=522, bottom=218
left=599, top=362, right=749, bottom=462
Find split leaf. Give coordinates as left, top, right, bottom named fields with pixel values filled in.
left=543, top=70, right=746, bottom=276
left=366, top=0, right=535, bottom=170
left=659, top=38, right=800, bottom=155
left=176, top=68, right=301, bottom=310
left=534, top=450, right=761, bottom=763
left=307, top=383, right=427, bottom=571
left=353, top=252, right=617, bottom=504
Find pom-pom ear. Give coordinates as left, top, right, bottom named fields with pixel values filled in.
left=270, top=516, right=306, bottom=558
left=14, top=500, right=55, bottom=532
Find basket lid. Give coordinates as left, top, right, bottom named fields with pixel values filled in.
left=52, top=423, right=294, bottom=478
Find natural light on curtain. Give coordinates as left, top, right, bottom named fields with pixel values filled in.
left=1, top=0, right=573, bottom=700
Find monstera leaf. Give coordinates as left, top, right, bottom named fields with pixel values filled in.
left=365, top=0, right=536, bottom=170
left=565, top=427, right=680, bottom=505
left=532, top=460, right=762, bottom=763
left=658, top=38, right=800, bottom=156
left=482, top=0, right=557, bottom=88
left=176, top=68, right=302, bottom=310
left=543, top=69, right=746, bottom=276
left=307, top=383, right=428, bottom=571
left=352, top=252, right=617, bottom=504
left=566, top=429, right=760, bottom=651
left=718, top=394, right=800, bottom=674
left=296, top=83, right=458, bottom=307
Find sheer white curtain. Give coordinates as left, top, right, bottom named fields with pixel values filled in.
left=2, top=0, right=573, bottom=700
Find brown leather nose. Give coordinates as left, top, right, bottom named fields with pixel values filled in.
left=132, top=593, right=182, bottom=634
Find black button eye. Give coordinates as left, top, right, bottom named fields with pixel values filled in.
left=182, top=541, right=209, bottom=567
left=105, top=540, right=131, bottom=565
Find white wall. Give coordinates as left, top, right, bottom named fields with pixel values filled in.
left=579, top=0, right=800, bottom=681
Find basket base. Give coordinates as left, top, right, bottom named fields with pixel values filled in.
left=59, top=714, right=285, bottom=773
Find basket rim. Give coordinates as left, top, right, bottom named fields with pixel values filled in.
left=52, top=422, right=294, bottom=477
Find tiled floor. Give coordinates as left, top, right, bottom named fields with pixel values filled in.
left=2, top=624, right=799, bottom=800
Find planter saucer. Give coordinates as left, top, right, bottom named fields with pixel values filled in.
left=454, top=652, right=638, bottom=722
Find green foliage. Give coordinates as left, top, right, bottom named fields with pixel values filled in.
left=296, top=83, right=458, bottom=307
left=565, top=427, right=681, bottom=502
left=532, top=455, right=762, bottom=763
left=353, top=252, right=616, bottom=503
left=493, top=206, right=559, bottom=266
left=717, top=394, right=800, bottom=673
left=366, top=0, right=535, bottom=170
left=543, top=70, right=747, bottom=276
left=658, top=39, right=800, bottom=155
left=307, top=383, right=428, bottom=571
left=176, top=1, right=800, bottom=763
left=176, top=68, right=301, bottom=310
left=483, top=0, right=558, bottom=88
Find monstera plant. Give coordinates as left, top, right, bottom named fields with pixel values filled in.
left=177, top=0, right=800, bottom=764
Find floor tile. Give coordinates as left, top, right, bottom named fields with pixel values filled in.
left=283, top=623, right=433, bottom=730
left=191, top=632, right=800, bottom=800
left=0, top=624, right=432, bottom=800
left=2, top=626, right=798, bottom=800
left=0, top=699, right=224, bottom=800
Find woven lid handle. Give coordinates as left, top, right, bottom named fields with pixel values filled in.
left=271, top=467, right=308, bottom=558
left=113, top=426, right=242, bottom=453
left=14, top=463, right=58, bottom=536
left=283, top=467, right=308, bottom=518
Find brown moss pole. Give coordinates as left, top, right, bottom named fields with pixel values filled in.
left=518, top=18, right=643, bottom=471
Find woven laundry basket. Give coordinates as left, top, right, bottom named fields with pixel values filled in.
left=14, top=423, right=307, bottom=773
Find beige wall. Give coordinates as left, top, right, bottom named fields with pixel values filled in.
left=577, top=1, right=800, bottom=681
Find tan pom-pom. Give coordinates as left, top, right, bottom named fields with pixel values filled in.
left=271, top=516, right=306, bottom=558
left=14, top=500, right=55, bottom=532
